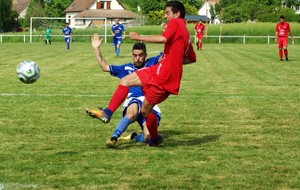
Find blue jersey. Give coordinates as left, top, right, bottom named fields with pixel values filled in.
left=111, top=24, right=125, bottom=38
left=109, top=53, right=162, bottom=98
left=62, top=27, right=72, bottom=37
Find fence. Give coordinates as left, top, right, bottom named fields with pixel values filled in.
left=0, top=34, right=299, bottom=44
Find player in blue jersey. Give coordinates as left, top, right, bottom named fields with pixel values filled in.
left=86, top=34, right=162, bottom=147
left=111, top=18, right=125, bottom=57
left=61, top=23, right=72, bottom=50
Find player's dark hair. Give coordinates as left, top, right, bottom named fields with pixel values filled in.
left=132, top=42, right=146, bottom=53
left=166, top=1, right=186, bottom=19
left=280, top=15, right=285, bottom=19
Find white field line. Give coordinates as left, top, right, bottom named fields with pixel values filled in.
left=0, top=183, right=39, bottom=190
left=0, top=92, right=291, bottom=99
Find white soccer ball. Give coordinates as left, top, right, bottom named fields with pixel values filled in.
left=16, top=60, right=40, bottom=84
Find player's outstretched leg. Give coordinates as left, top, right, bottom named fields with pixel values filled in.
left=106, top=103, right=138, bottom=147
left=97, top=73, right=142, bottom=123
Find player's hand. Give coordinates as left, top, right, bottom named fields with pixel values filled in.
left=161, top=22, right=167, bottom=32
left=112, top=33, right=115, bottom=37
left=91, top=33, right=103, bottom=49
left=292, top=37, right=295, bottom=44
left=275, top=38, right=278, bottom=43
left=122, top=35, right=125, bottom=40
left=129, top=32, right=140, bottom=40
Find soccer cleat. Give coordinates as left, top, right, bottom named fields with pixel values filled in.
left=119, top=132, right=137, bottom=141
left=197, top=46, right=199, bottom=50
left=85, top=107, right=110, bottom=123
left=148, top=135, right=164, bottom=147
left=106, top=137, right=118, bottom=148
left=286, top=58, right=289, bottom=61
left=280, top=59, right=283, bottom=61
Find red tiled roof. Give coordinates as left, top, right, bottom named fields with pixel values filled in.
left=12, top=0, right=31, bottom=14
left=65, top=0, right=95, bottom=12
left=74, top=9, right=137, bottom=19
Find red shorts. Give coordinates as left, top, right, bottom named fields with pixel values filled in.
left=278, top=37, right=288, bottom=48
left=136, top=67, right=170, bottom=105
left=197, top=34, right=203, bottom=40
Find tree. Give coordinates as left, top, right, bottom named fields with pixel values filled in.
left=25, top=0, right=45, bottom=29
left=140, top=0, right=165, bottom=14
left=44, top=0, right=73, bottom=17
left=185, top=3, right=198, bottom=15
left=0, top=0, right=13, bottom=32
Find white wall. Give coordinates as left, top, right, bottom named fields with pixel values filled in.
left=90, top=0, right=124, bottom=10
left=198, top=2, right=211, bottom=19
left=18, top=8, right=28, bottom=19
left=66, top=12, right=79, bottom=28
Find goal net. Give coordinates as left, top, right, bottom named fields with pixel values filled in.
left=30, top=17, right=107, bottom=43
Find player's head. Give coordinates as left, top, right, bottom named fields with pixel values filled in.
left=132, top=42, right=147, bottom=68
left=199, top=19, right=203, bottom=24
left=164, top=1, right=186, bottom=22
left=115, top=18, right=120, bottom=24
left=279, top=15, right=285, bottom=24
left=65, top=23, right=69, bottom=27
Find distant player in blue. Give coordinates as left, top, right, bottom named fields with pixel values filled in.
left=61, top=23, right=72, bottom=50
left=111, top=18, right=125, bottom=57
left=86, top=34, right=162, bottom=147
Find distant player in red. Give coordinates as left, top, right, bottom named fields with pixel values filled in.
left=194, top=19, right=206, bottom=50
left=92, top=1, right=196, bottom=146
left=275, top=15, right=294, bottom=61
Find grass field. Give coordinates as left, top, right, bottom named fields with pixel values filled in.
left=0, top=41, right=299, bottom=189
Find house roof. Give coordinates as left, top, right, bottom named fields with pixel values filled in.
left=65, top=0, right=95, bottom=12
left=74, top=9, right=137, bottom=19
left=185, top=15, right=210, bottom=21
left=65, top=0, right=125, bottom=12
left=12, top=0, right=31, bottom=14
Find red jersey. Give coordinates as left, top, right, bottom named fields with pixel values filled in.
left=276, top=22, right=291, bottom=38
left=150, top=18, right=196, bottom=95
left=194, top=23, right=206, bottom=35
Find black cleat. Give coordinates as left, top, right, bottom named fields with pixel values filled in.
left=106, top=137, right=118, bottom=148
left=148, top=135, right=164, bottom=147
left=130, top=132, right=138, bottom=140
left=286, top=58, right=289, bottom=61
left=280, top=59, right=283, bottom=61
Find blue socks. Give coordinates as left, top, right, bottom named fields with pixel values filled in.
left=116, top=48, right=120, bottom=56
left=133, top=134, right=145, bottom=143
left=112, top=117, right=131, bottom=138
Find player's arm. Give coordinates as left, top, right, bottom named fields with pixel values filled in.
left=91, top=34, right=110, bottom=72
left=111, top=26, right=115, bottom=36
left=129, top=32, right=167, bottom=43
left=289, top=25, right=294, bottom=41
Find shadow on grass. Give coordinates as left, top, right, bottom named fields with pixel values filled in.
left=161, top=129, right=221, bottom=147
left=106, top=130, right=220, bottom=150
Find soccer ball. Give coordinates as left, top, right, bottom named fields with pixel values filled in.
left=16, top=60, right=40, bottom=84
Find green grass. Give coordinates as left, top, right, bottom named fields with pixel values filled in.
left=2, top=22, right=300, bottom=43
left=0, top=42, right=299, bottom=189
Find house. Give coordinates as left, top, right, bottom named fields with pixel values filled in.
left=12, top=0, right=31, bottom=19
left=65, top=0, right=138, bottom=28
left=185, top=15, right=210, bottom=24
left=198, top=0, right=220, bottom=24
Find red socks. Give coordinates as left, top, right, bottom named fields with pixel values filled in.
left=279, top=50, right=283, bottom=59
left=107, top=84, right=129, bottom=113
left=284, top=49, right=288, bottom=58
left=145, top=113, right=158, bottom=139
left=200, top=42, right=203, bottom=49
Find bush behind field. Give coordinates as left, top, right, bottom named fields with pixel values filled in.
left=2, top=22, right=300, bottom=43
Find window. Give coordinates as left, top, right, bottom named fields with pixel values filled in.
left=107, top=1, right=111, bottom=9
left=96, top=1, right=105, bottom=9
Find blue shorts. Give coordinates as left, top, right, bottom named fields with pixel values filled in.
left=122, top=97, right=161, bottom=130
left=113, top=37, right=122, bottom=47
left=64, top=37, right=70, bottom=43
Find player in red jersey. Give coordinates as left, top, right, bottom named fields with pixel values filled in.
left=91, top=1, right=196, bottom=146
left=194, top=19, right=206, bottom=50
left=275, top=15, right=294, bottom=61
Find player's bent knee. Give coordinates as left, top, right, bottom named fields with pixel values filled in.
left=125, top=112, right=137, bottom=122
left=144, top=134, right=151, bottom=143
